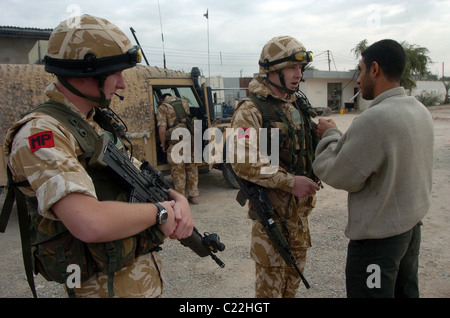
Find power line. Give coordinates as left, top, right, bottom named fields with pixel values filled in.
left=141, top=45, right=357, bottom=74
left=142, top=45, right=257, bottom=59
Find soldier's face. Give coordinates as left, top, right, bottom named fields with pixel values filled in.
left=102, top=71, right=126, bottom=98
left=268, top=63, right=303, bottom=96
left=281, top=64, right=303, bottom=91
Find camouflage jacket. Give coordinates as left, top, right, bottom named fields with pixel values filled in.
left=231, top=77, right=315, bottom=266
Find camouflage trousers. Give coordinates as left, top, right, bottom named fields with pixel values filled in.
left=255, top=249, right=307, bottom=298
left=250, top=195, right=315, bottom=298
left=167, top=143, right=199, bottom=197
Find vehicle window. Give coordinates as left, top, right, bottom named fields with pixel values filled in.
left=153, top=86, right=201, bottom=114
left=153, top=88, right=176, bottom=113
left=178, top=87, right=200, bottom=109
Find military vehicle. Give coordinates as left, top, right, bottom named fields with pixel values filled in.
left=0, top=63, right=240, bottom=191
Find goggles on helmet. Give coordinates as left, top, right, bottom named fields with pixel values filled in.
left=128, top=45, right=142, bottom=64
left=45, top=45, right=142, bottom=77
left=259, top=50, right=313, bottom=70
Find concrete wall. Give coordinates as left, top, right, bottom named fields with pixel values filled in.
left=0, top=37, right=38, bottom=63
left=27, top=40, right=48, bottom=64
left=411, top=81, right=446, bottom=104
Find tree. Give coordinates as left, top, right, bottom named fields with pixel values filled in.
left=351, top=39, right=368, bottom=59
left=351, top=39, right=432, bottom=91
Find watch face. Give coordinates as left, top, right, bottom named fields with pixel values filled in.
left=156, top=203, right=168, bottom=225
left=159, top=208, right=168, bottom=224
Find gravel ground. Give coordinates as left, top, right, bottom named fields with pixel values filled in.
left=1, top=108, right=449, bottom=298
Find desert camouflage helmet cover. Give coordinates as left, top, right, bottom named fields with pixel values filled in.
left=259, top=35, right=311, bottom=73
left=45, top=14, right=141, bottom=77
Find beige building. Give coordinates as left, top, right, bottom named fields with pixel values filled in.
left=302, top=69, right=367, bottom=111
left=208, top=69, right=368, bottom=115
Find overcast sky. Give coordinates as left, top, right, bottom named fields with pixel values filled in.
left=1, top=0, right=449, bottom=78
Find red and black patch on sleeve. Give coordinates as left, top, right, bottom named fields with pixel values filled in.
left=28, top=131, right=55, bottom=153
left=238, top=128, right=251, bottom=139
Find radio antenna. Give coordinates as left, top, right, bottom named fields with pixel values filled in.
left=158, top=0, right=167, bottom=69
left=130, top=27, right=149, bottom=66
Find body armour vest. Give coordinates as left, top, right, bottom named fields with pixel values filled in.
left=246, top=93, right=319, bottom=182
left=167, top=98, right=196, bottom=134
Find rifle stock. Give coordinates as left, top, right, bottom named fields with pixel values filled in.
left=227, top=163, right=310, bottom=289
left=90, top=135, right=225, bottom=268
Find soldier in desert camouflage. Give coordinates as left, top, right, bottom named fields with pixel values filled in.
left=157, top=94, right=200, bottom=205
left=231, top=36, right=320, bottom=298
left=3, top=14, right=193, bottom=298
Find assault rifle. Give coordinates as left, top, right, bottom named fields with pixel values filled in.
left=225, top=163, right=310, bottom=289
left=90, top=135, right=225, bottom=268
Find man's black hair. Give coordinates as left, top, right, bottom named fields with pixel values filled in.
left=362, top=39, right=406, bottom=82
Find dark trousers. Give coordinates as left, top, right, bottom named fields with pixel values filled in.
left=345, top=222, right=422, bottom=298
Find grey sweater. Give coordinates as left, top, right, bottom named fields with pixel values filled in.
left=313, top=87, right=434, bottom=240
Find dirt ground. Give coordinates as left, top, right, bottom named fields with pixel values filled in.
left=0, top=106, right=449, bottom=298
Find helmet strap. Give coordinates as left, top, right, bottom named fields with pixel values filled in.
left=57, top=76, right=111, bottom=109
left=266, top=70, right=297, bottom=95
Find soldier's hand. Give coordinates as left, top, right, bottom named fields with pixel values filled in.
left=291, top=176, right=320, bottom=198
left=168, top=189, right=194, bottom=240
left=158, top=200, right=177, bottom=238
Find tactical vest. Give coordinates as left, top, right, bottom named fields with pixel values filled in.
left=246, top=94, right=319, bottom=181
left=0, top=101, right=164, bottom=298
left=167, top=98, right=195, bottom=134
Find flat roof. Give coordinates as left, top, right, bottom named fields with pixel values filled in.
left=0, top=26, right=52, bottom=40
left=304, top=69, right=359, bottom=80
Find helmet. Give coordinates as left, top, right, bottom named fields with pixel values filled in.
left=259, top=36, right=312, bottom=74
left=45, top=14, right=141, bottom=78
left=44, top=14, right=141, bottom=108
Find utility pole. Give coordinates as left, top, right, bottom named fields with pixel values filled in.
left=327, top=50, right=331, bottom=71
left=442, top=62, right=449, bottom=104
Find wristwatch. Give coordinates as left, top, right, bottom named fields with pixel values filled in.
left=154, top=202, right=168, bottom=225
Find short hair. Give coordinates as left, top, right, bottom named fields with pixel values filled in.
left=361, top=39, right=406, bottom=82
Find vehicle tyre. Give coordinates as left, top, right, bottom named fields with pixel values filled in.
left=222, top=163, right=240, bottom=189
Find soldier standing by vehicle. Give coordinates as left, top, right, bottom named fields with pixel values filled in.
left=157, top=94, right=200, bottom=205
left=2, top=14, right=193, bottom=298
left=231, top=36, right=321, bottom=298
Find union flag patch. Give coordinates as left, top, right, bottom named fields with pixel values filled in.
left=28, top=131, right=55, bottom=153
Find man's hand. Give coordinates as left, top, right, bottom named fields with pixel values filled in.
left=317, top=118, right=337, bottom=139
left=291, top=176, right=320, bottom=198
